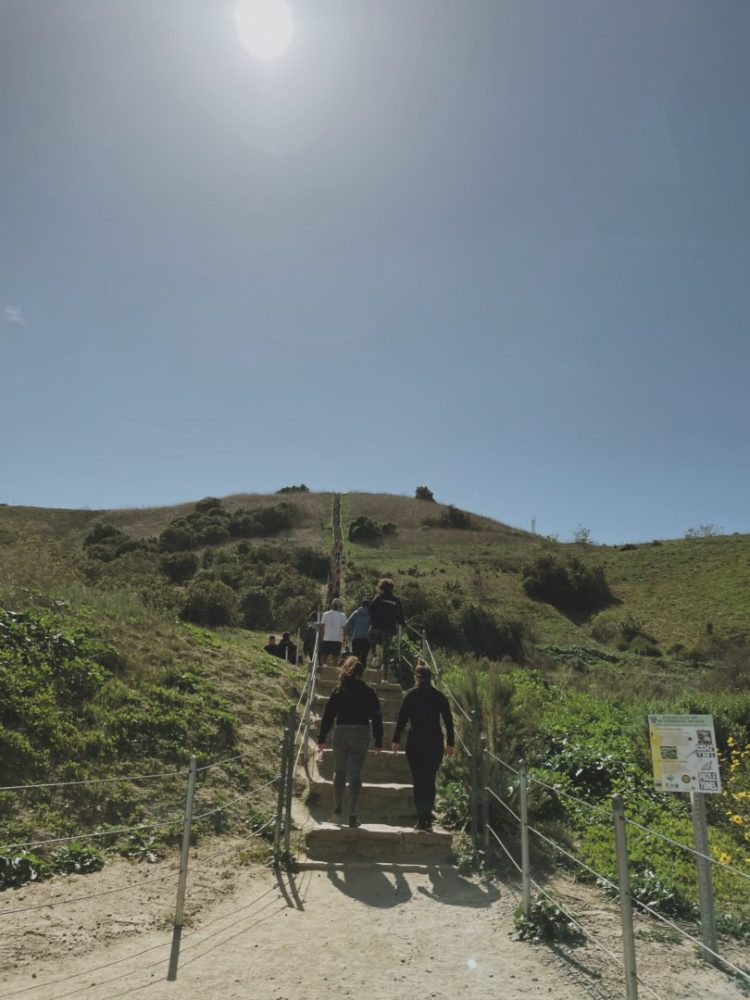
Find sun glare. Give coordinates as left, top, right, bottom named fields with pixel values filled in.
left=236, top=0, right=294, bottom=61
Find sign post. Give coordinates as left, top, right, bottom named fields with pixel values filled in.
left=648, top=714, right=721, bottom=966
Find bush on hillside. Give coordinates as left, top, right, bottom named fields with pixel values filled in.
left=522, top=555, right=611, bottom=614
left=277, top=484, right=309, bottom=494
left=423, top=505, right=473, bottom=530
left=181, top=580, right=237, bottom=627
left=159, top=522, right=197, bottom=552
left=348, top=515, right=397, bottom=545
left=84, top=523, right=126, bottom=547
left=239, top=589, right=274, bottom=630
left=160, top=551, right=199, bottom=584
left=195, top=497, right=224, bottom=513
left=415, top=486, right=435, bottom=501
left=457, top=606, right=527, bottom=661
left=191, top=516, right=231, bottom=546
left=293, top=546, right=329, bottom=581
left=229, top=503, right=295, bottom=539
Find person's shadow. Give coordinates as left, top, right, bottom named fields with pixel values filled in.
left=326, top=865, right=412, bottom=908
left=416, top=865, right=501, bottom=908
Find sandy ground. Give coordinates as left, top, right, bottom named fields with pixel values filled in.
left=1, top=841, right=748, bottom=1000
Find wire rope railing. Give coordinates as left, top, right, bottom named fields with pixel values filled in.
left=0, top=867, right=180, bottom=917
left=527, top=876, right=666, bottom=1000
left=628, top=894, right=750, bottom=985
left=623, top=814, right=750, bottom=885
left=0, top=813, right=186, bottom=853
left=0, top=767, right=190, bottom=793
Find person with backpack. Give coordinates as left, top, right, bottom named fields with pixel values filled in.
left=345, top=599, right=372, bottom=668
left=368, top=577, right=405, bottom=681
left=317, top=657, right=383, bottom=827
left=392, top=659, right=454, bottom=831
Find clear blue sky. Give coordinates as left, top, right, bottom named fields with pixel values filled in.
left=2, top=0, right=749, bottom=544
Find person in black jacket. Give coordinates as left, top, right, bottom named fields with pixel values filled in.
left=317, top=657, right=383, bottom=828
left=368, top=577, right=405, bottom=681
left=392, top=659, right=454, bottom=830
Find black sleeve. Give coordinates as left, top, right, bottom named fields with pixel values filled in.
left=368, top=689, right=384, bottom=748
left=396, top=598, right=406, bottom=626
left=440, top=692, right=455, bottom=747
left=317, top=690, right=338, bottom=745
left=393, top=690, right=413, bottom=745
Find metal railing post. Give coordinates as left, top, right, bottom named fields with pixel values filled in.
left=518, top=760, right=531, bottom=918
left=469, top=711, right=479, bottom=848
left=167, top=755, right=197, bottom=981
left=690, top=791, right=718, bottom=966
left=612, top=794, right=639, bottom=1000
left=283, top=708, right=297, bottom=856
left=273, top=719, right=290, bottom=862
left=481, top=736, right=489, bottom=853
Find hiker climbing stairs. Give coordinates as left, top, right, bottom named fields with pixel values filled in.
left=303, top=662, right=453, bottom=863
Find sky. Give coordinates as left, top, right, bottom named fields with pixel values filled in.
left=2, top=0, right=749, bottom=544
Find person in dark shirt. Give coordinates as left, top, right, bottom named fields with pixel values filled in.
left=264, top=635, right=279, bottom=657
left=318, top=657, right=383, bottom=828
left=277, top=632, right=298, bottom=663
left=368, top=577, right=405, bottom=681
left=392, top=658, right=454, bottom=830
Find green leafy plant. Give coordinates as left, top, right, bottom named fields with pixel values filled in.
left=513, top=894, right=584, bottom=945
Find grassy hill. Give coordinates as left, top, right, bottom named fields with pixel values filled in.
left=344, top=491, right=750, bottom=671
left=1, top=489, right=748, bottom=916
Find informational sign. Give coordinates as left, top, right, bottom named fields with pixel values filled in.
left=648, top=714, right=722, bottom=794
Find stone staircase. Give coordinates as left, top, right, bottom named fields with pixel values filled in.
left=303, top=664, right=453, bottom=863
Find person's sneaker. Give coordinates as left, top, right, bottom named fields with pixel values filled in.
left=348, top=815, right=360, bottom=828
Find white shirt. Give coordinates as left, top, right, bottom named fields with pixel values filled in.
left=321, top=610, right=347, bottom=642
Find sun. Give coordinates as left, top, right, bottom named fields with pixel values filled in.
left=235, top=0, right=294, bottom=61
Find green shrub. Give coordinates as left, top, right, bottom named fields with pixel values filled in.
left=277, top=484, right=309, bottom=494
left=83, top=523, right=127, bottom=547
left=293, top=547, right=329, bottom=581
left=229, top=503, right=295, bottom=539
left=159, top=522, right=197, bottom=552
left=0, top=850, right=52, bottom=889
left=239, top=589, right=273, bottom=629
left=51, top=843, right=105, bottom=876
left=513, top=895, right=584, bottom=945
left=181, top=580, right=237, bottom=626
left=160, top=551, right=199, bottom=584
left=195, top=497, right=223, bottom=513
left=441, top=505, right=472, bottom=529
left=415, top=486, right=435, bottom=501
left=522, top=555, right=611, bottom=613
left=348, top=515, right=396, bottom=545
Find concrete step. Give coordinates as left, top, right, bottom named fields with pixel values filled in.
left=305, top=823, right=453, bottom=863
left=307, top=779, right=414, bottom=822
left=316, top=676, right=403, bottom=697
left=318, top=665, right=402, bottom=685
left=316, top=748, right=411, bottom=783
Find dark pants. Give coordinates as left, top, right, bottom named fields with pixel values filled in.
left=352, top=636, right=370, bottom=667
left=332, top=725, right=370, bottom=815
left=406, top=735, right=444, bottom=825
left=370, top=630, right=394, bottom=675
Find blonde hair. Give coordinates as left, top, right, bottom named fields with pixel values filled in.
left=338, top=656, right=364, bottom=682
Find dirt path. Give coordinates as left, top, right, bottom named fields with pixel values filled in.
left=1, top=850, right=747, bottom=1000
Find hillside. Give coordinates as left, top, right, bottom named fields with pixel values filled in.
left=2, top=488, right=748, bottom=671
